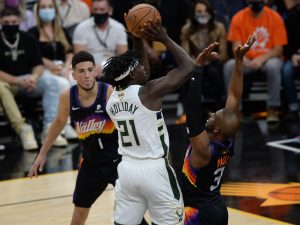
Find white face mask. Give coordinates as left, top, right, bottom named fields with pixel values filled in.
left=194, top=13, right=211, bottom=25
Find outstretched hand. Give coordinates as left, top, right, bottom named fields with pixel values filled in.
left=234, top=35, right=256, bottom=60
left=195, top=42, right=219, bottom=66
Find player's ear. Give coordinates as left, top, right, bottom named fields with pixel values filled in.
left=129, top=71, right=135, bottom=79
left=213, top=126, right=220, bottom=134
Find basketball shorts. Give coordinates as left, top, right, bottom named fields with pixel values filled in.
left=184, top=200, right=228, bottom=225
left=114, top=157, right=184, bottom=225
left=73, top=158, right=121, bottom=208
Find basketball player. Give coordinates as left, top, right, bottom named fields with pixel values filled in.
left=181, top=35, right=256, bottom=225
left=103, top=19, right=219, bottom=225
left=28, top=51, right=149, bottom=225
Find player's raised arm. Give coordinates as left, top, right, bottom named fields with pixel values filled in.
left=225, top=35, right=256, bottom=113
left=28, top=90, right=70, bottom=178
left=140, top=22, right=193, bottom=97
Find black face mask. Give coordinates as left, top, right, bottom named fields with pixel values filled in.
left=249, top=1, right=265, bottom=13
left=93, top=13, right=109, bottom=25
left=2, top=25, right=19, bottom=38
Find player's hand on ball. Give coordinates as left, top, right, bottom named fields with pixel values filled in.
left=141, top=21, right=167, bottom=42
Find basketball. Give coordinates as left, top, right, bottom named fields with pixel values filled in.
left=125, top=3, right=162, bottom=38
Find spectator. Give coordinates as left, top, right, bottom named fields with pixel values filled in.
left=181, top=0, right=227, bottom=111
left=281, top=0, right=300, bottom=121
left=73, top=0, right=128, bottom=73
left=29, top=0, right=77, bottom=141
left=4, top=0, right=36, bottom=31
left=223, top=0, right=287, bottom=123
left=0, top=7, right=69, bottom=150
left=55, top=0, right=90, bottom=38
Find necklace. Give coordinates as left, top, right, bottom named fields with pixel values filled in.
left=1, top=32, right=20, bottom=61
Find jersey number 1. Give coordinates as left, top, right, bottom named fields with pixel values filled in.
left=117, top=120, right=140, bottom=147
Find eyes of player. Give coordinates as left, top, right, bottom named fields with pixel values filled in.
left=78, top=67, right=94, bottom=74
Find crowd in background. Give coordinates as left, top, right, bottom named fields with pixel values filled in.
left=0, top=0, right=300, bottom=151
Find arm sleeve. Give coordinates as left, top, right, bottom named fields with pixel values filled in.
left=185, top=66, right=205, bottom=137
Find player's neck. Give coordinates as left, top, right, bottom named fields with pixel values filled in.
left=210, top=133, right=226, bottom=143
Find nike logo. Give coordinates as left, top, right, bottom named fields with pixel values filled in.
left=72, top=106, right=80, bottom=110
left=113, top=158, right=119, bottom=163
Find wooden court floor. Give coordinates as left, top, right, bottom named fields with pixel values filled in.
left=0, top=171, right=293, bottom=225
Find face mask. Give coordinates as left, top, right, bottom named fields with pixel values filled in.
left=93, top=13, right=109, bottom=25
left=2, top=25, right=19, bottom=37
left=39, top=8, right=56, bottom=23
left=5, top=0, right=19, bottom=8
left=194, top=14, right=211, bottom=25
left=249, top=1, right=265, bottom=13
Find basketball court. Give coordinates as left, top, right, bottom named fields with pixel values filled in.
left=0, top=171, right=294, bottom=225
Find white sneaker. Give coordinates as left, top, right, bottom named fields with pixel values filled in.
left=19, top=124, right=38, bottom=151
left=62, top=124, right=77, bottom=140
left=42, top=124, right=68, bottom=147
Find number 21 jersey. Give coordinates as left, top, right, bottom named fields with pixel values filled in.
left=106, top=85, right=169, bottom=159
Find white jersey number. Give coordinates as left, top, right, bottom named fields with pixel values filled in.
left=210, top=166, right=225, bottom=191
left=117, top=120, right=140, bottom=147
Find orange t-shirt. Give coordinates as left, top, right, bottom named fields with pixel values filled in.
left=227, top=6, right=287, bottom=59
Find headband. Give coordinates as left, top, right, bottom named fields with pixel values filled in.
left=114, top=60, right=139, bottom=81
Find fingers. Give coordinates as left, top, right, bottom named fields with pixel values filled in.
left=123, top=13, right=128, bottom=23
left=245, top=34, right=256, bottom=48
left=39, top=164, right=44, bottom=172
left=28, top=166, right=37, bottom=178
left=207, top=42, right=219, bottom=52
left=142, top=20, right=158, bottom=37
left=28, top=160, right=44, bottom=178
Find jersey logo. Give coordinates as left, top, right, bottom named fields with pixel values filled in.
left=72, top=106, right=80, bottom=110
left=113, top=158, right=119, bottom=163
left=95, top=104, right=103, bottom=113
left=118, top=91, right=124, bottom=100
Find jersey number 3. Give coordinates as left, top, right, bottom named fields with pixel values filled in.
left=117, top=120, right=140, bottom=147
left=210, top=166, right=225, bottom=191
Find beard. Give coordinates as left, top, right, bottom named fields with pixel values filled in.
left=78, top=80, right=96, bottom=92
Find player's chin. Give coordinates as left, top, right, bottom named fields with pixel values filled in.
left=84, top=81, right=95, bottom=89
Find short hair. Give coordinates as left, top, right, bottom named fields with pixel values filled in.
left=0, top=6, right=21, bottom=18
left=72, top=51, right=95, bottom=69
left=102, top=50, right=141, bottom=89
left=93, top=0, right=112, bottom=6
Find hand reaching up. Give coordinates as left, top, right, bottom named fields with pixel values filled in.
left=234, top=35, right=256, bottom=61
left=195, top=42, right=220, bottom=66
